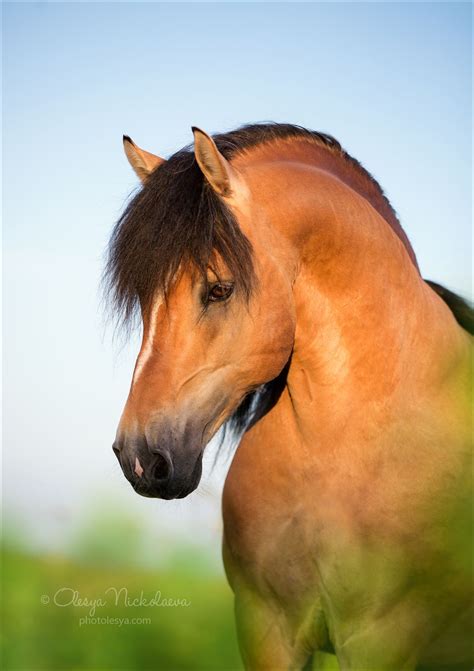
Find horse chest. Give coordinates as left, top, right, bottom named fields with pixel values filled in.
left=223, top=409, right=472, bottom=652
left=223, top=454, right=323, bottom=611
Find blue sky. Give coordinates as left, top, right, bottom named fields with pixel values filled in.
left=3, top=2, right=472, bottom=554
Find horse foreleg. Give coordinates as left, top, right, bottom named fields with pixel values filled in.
left=234, top=588, right=314, bottom=671
left=334, top=622, right=419, bottom=671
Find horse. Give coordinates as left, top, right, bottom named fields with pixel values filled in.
left=106, top=123, right=473, bottom=670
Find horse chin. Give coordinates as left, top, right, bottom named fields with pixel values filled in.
left=178, top=450, right=204, bottom=498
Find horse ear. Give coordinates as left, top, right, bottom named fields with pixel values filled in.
left=123, top=135, right=165, bottom=183
left=192, top=127, right=236, bottom=197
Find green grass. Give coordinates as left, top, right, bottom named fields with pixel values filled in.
left=1, top=548, right=243, bottom=671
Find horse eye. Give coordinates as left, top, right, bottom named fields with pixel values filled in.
left=207, top=282, right=234, bottom=303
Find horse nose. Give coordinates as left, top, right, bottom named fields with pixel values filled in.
left=112, top=442, right=121, bottom=461
left=133, top=448, right=175, bottom=498
left=112, top=439, right=175, bottom=497
left=148, top=449, right=173, bottom=482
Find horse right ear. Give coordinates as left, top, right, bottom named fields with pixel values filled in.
left=123, top=136, right=165, bottom=183
left=192, top=127, right=238, bottom=197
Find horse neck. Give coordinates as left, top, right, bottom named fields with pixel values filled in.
left=258, top=160, right=468, bottom=444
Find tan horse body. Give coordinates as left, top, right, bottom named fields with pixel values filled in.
left=221, top=142, right=472, bottom=670
left=109, top=126, right=472, bottom=670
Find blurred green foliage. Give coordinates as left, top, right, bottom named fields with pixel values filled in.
left=2, top=506, right=243, bottom=670
left=2, top=547, right=242, bottom=671
left=67, top=507, right=219, bottom=576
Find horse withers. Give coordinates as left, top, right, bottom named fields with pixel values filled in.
left=106, top=124, right=472, bottom=670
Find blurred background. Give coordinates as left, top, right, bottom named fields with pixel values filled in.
left=2, top=2, right=471, bottom=670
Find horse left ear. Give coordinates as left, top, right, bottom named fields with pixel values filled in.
left=123, top=135, right=165, bottom=183
left=192, top=127, right=237, bottom=197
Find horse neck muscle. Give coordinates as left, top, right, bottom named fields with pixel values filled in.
left=246, top=152, right=469, bottom=449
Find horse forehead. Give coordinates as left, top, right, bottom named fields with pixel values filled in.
left=148, top=293, right=164, bottom=324
left=142, top=275, right=196, bottom=334
left=132, top=295, right=164, bottom=386
left=138, top=296, right=165, bottom=353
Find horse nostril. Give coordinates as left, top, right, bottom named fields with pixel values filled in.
left=152, top=453, right=171, bottom=481
left=112, top=443, right=121, bottom=460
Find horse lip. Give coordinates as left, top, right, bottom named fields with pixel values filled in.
left=132, top=480, right=177, bottom=500
left=175, top=480, right=198, bottom=499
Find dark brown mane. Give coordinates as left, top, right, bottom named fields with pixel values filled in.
left=104, top=122, right=417, bottom=330
left=104, top=143, right=254, bottom=331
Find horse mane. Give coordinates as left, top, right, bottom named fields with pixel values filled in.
left=104, top=147, right=254, bottom=331
left=425, top=281, right=474, bottom=335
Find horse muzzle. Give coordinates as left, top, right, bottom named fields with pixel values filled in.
left=112, top=430, right=203, bottom=500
